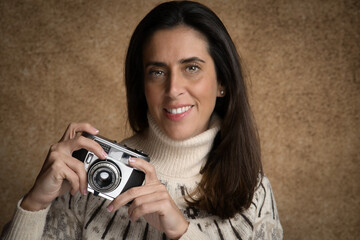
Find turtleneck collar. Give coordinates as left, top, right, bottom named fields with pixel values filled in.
left=123, top=113, right=221, bottom=179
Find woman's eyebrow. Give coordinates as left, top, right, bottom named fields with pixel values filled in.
left=144, top=57, right=206, bottom=68
left=145, top=61, right=167, bottom=68
left=179, top=57, right=205, bottom=64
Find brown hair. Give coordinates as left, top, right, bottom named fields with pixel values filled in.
left=125, top=1, right=263, bottom=219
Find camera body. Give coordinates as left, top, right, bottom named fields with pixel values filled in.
left=72, top=133, right=150, bottom=200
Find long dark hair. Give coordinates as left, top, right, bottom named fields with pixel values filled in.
left=125, top=1, right=263, bottom=219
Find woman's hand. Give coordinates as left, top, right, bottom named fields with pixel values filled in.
left=107, top=158, right=189, bottom=239
left=20, top=123, right=107, bottom=212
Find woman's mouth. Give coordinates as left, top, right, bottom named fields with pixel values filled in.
left=164, top=105, right=194, bottom=120
left=165, top=105, right=193, bottom=114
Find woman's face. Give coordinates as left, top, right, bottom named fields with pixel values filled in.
left=143, top=25, right=222, bottom=140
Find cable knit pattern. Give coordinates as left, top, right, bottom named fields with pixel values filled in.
left=1, top=114, right=282, bottom=240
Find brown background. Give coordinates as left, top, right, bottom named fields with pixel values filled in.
left=0, top=0, right=359, bottom=239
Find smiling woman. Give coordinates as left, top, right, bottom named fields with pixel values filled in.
left=1, top=1, right=282, bottom=240
left=143, top=26, right=222, bottom=140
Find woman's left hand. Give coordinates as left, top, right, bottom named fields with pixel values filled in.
left=107, top=158, right=189, bottom=239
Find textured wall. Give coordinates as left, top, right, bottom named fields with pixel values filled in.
left=0, top=0, right=359, bottom=239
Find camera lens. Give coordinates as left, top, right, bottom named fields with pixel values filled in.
left=100, top=172, right=110, bottom=181
left=88, top=161, right=121, bottom=193
left=96, top=171, right=112, bottom=188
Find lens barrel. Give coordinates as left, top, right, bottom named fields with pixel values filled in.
left=88, top=161, right=122, bottom=193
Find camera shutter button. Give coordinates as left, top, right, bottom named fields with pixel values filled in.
left=135, top=149, right=144, bottom=154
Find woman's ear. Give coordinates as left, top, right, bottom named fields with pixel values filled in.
left=217, top=84, right=225, bottom=97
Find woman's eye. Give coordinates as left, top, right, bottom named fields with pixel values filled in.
left=186, top=65, right=200, bottom=73
left=149, top=70, right=165, bottom=77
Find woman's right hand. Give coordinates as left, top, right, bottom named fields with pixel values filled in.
left=20, top=123, right=107, bottom=212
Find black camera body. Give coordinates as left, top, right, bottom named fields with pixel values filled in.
left=72, top=133, right=150, bottom=200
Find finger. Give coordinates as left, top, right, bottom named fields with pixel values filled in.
left=129, top=198, right=170, bottom=222
left=51, top=151, right=87, bottom=195
left=63, top=154, right=88, bottom=195
left=128, top=158, right=158, bottom=182
left=42, top=149, right=88, bottom=195
left=128, top=189, right=168, bottom=217
left=62, top=168, right=80, bottom=195
left=61, top=122, right=99, bottom=141
left=48, top=158, right=80, bottom=195
left=45, top=135, right=107, bottom=172
left=65, top=135, right=108, bottom=160
left=107, top=184, right=164, bottom=212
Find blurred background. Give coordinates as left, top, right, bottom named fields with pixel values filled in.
left=0, top=0, right=359, bottom=239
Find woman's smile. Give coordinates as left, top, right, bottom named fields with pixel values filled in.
left=164, top=105, right=194, bottom=121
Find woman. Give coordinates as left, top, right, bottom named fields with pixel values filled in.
left=2, top=1, right=282, bottom=239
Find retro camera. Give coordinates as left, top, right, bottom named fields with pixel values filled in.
left=72, top=133, right=150, bottom=200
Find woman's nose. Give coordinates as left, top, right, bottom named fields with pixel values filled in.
left=166, top=71, right=185, bottom=98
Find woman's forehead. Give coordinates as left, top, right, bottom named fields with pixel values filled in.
left=143, top=26, right=210, bottom=63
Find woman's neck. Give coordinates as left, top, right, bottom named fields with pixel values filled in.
left=122, top=114, right=221, bottom=179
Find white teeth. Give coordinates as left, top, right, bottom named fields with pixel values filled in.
left=167, top=106, right=192, bottom=114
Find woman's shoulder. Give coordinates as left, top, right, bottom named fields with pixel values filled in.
left=260, top=175, right=272, bottom=187
left=251, top=175, right=283, bottom=239
left=252, top=175, right=278, bottom=210
left=252, top=174, right=281, bottom=220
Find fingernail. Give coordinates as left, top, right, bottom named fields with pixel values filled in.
left=93, top=128, right=99, bottom=133
left=102, top=151, right=108, bottom=158
left=129, top=157, right=136, bottom=163
left=83, top=189, right=88, bottom=195
left=106, top=205, right=113, bottom=213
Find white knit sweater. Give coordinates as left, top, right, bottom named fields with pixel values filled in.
left=1, top=115, right=282, bottom=239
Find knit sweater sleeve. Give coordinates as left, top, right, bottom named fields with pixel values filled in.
left=1, top=193, right=86, bottom=240
left=178, top=176, right=283, bottom=240
left=1, top=198, right=50, bottom=240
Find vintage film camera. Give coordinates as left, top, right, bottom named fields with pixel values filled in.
left=72, top=133, right=150, bottom=200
